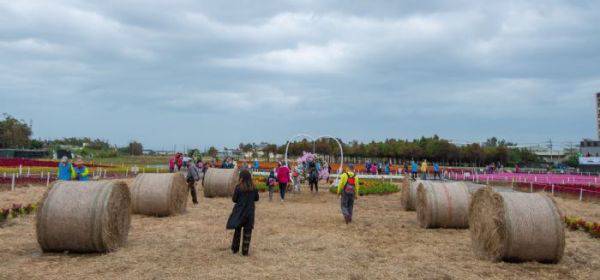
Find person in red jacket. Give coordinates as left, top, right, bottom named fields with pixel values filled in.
left=169, top=157, right=175, bottom=173
left=276, top=162, right=290, bottom=202
left=175, top=153, right=183, bottom=171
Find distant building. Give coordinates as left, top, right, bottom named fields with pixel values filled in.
left=533, top=149, right=567, bottom=165
left=580, top=139, right=600, bottom=157
left=218, top=148, right=243, bottom=159
left=0, top=149, right=50, bottom=158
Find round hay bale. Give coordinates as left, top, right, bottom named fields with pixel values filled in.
left=36, top=180, right=131, bottom=253
left=401, top=178, right=419, bottom=211
left=416, top=181, right=471, bottom=229
left=203, top=168, right=239, bottom=197
left=469, top=187, right=564, bottom=263
left=130, top=173, right=188, bottom=217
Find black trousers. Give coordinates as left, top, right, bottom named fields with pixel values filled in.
left=309, top=180, right=318, bottom=192
left=232, top=225, right=253, bottom=255
left=187, top=181, right=198, bottom=204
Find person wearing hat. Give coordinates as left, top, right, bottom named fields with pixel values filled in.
left=72, top=157, right=90, bottom=181
left=57, top=156, right=74, bottom=181
left=337, top=164, right=360, bottom=224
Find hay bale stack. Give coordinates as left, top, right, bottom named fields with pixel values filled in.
left=130, top=173, right=188, bottom=217
left=416, top=181, right=471, bottom=228
left=401, top=179, right=420, bottom=211
left=36, top=180, right=131, bottom=253
left=203, top=168, right=239, bottom=197
left=469, top=187, right=564, bottom=263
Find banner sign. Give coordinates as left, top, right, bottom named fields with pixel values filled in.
left=579, top=157, right=600, bottom=165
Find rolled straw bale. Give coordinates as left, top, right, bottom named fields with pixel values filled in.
left=203, top=168, right=239, bottom=197
left=416, top=181, right=471, bottom=228
left=401, top=178, right=420, bottom=211
left=36, top=180, right=131, bottom=253
left=130, top=173, right=188, bottom=216
left=469, top=187, right=564, bottom=263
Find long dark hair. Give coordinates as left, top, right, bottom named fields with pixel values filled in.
left=238, top=169, right=255, bottom=192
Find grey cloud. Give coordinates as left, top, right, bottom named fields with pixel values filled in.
left=0, top=0, right=599, bottom=149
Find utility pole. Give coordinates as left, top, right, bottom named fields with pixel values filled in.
left=547, top=139, right=553, bottom=163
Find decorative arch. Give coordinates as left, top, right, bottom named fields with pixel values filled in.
left=284, top=133, right=344, bottom=175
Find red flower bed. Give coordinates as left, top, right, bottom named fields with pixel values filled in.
left=0, top=158, right=109, bottom=168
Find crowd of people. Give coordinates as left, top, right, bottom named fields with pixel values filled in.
left=364, top=159, right=442, bottom=181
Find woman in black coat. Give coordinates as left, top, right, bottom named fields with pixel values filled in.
left=226, top=169, right=259, bottom=256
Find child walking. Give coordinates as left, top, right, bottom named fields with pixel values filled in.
left=226, top=169, right=259, bottom=256
left=267, top=170, right=278, bottom=201
left=292, top=166, right=301, bottom=192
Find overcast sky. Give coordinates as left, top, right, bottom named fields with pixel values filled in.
left=1, top=1, right=599, bottom=150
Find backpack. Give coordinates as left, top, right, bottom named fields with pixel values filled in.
left=268, top=177, right=277, bottom=186
left=343, top=173, right=356, bottom=194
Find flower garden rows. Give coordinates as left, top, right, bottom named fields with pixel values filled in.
left=0, top=203, right=38, bottom=227
left=564, top=216, right=600, bottom=238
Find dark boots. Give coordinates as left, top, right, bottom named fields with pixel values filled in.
left=231, top=228, right=241, bottom=254
left=242, top=231, right=252, bottom=256
left=231, top=226, right=252, bottom=256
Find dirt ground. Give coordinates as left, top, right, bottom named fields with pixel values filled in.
left=1, top=184, right=599, bottom=280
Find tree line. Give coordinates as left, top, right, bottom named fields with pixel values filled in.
left=2, top=113, right=540, bottom=165
left=238, top=136, right=540, bottom=167
left=0, top=114, right=143, bottom=157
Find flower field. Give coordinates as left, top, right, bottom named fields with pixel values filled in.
left=0, top=203, right=37, bottom=227
left=564, top=216, right=600, bottom=238
left=328, top=179, right=399, bottom=195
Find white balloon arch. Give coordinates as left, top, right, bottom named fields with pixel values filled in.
left=284, top=133, right=344, bottom=174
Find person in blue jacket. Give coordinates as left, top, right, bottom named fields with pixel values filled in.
left=433, top=162, right=441, bottom=180
left=72, top=158, right=90, bottom=181
left=411, top=160, right=418, bottom=180
left=57, top=156, right=73, bottom=181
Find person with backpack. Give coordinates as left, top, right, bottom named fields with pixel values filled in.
left=267, top=170, right=278, bottom=201
left=226, top=169, right=259, bottom=256
left=186, top=160, right=201, bottom=205
left=308, top=161, right=319, bottom=193
left=337, top=164, right=360, bottom=224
